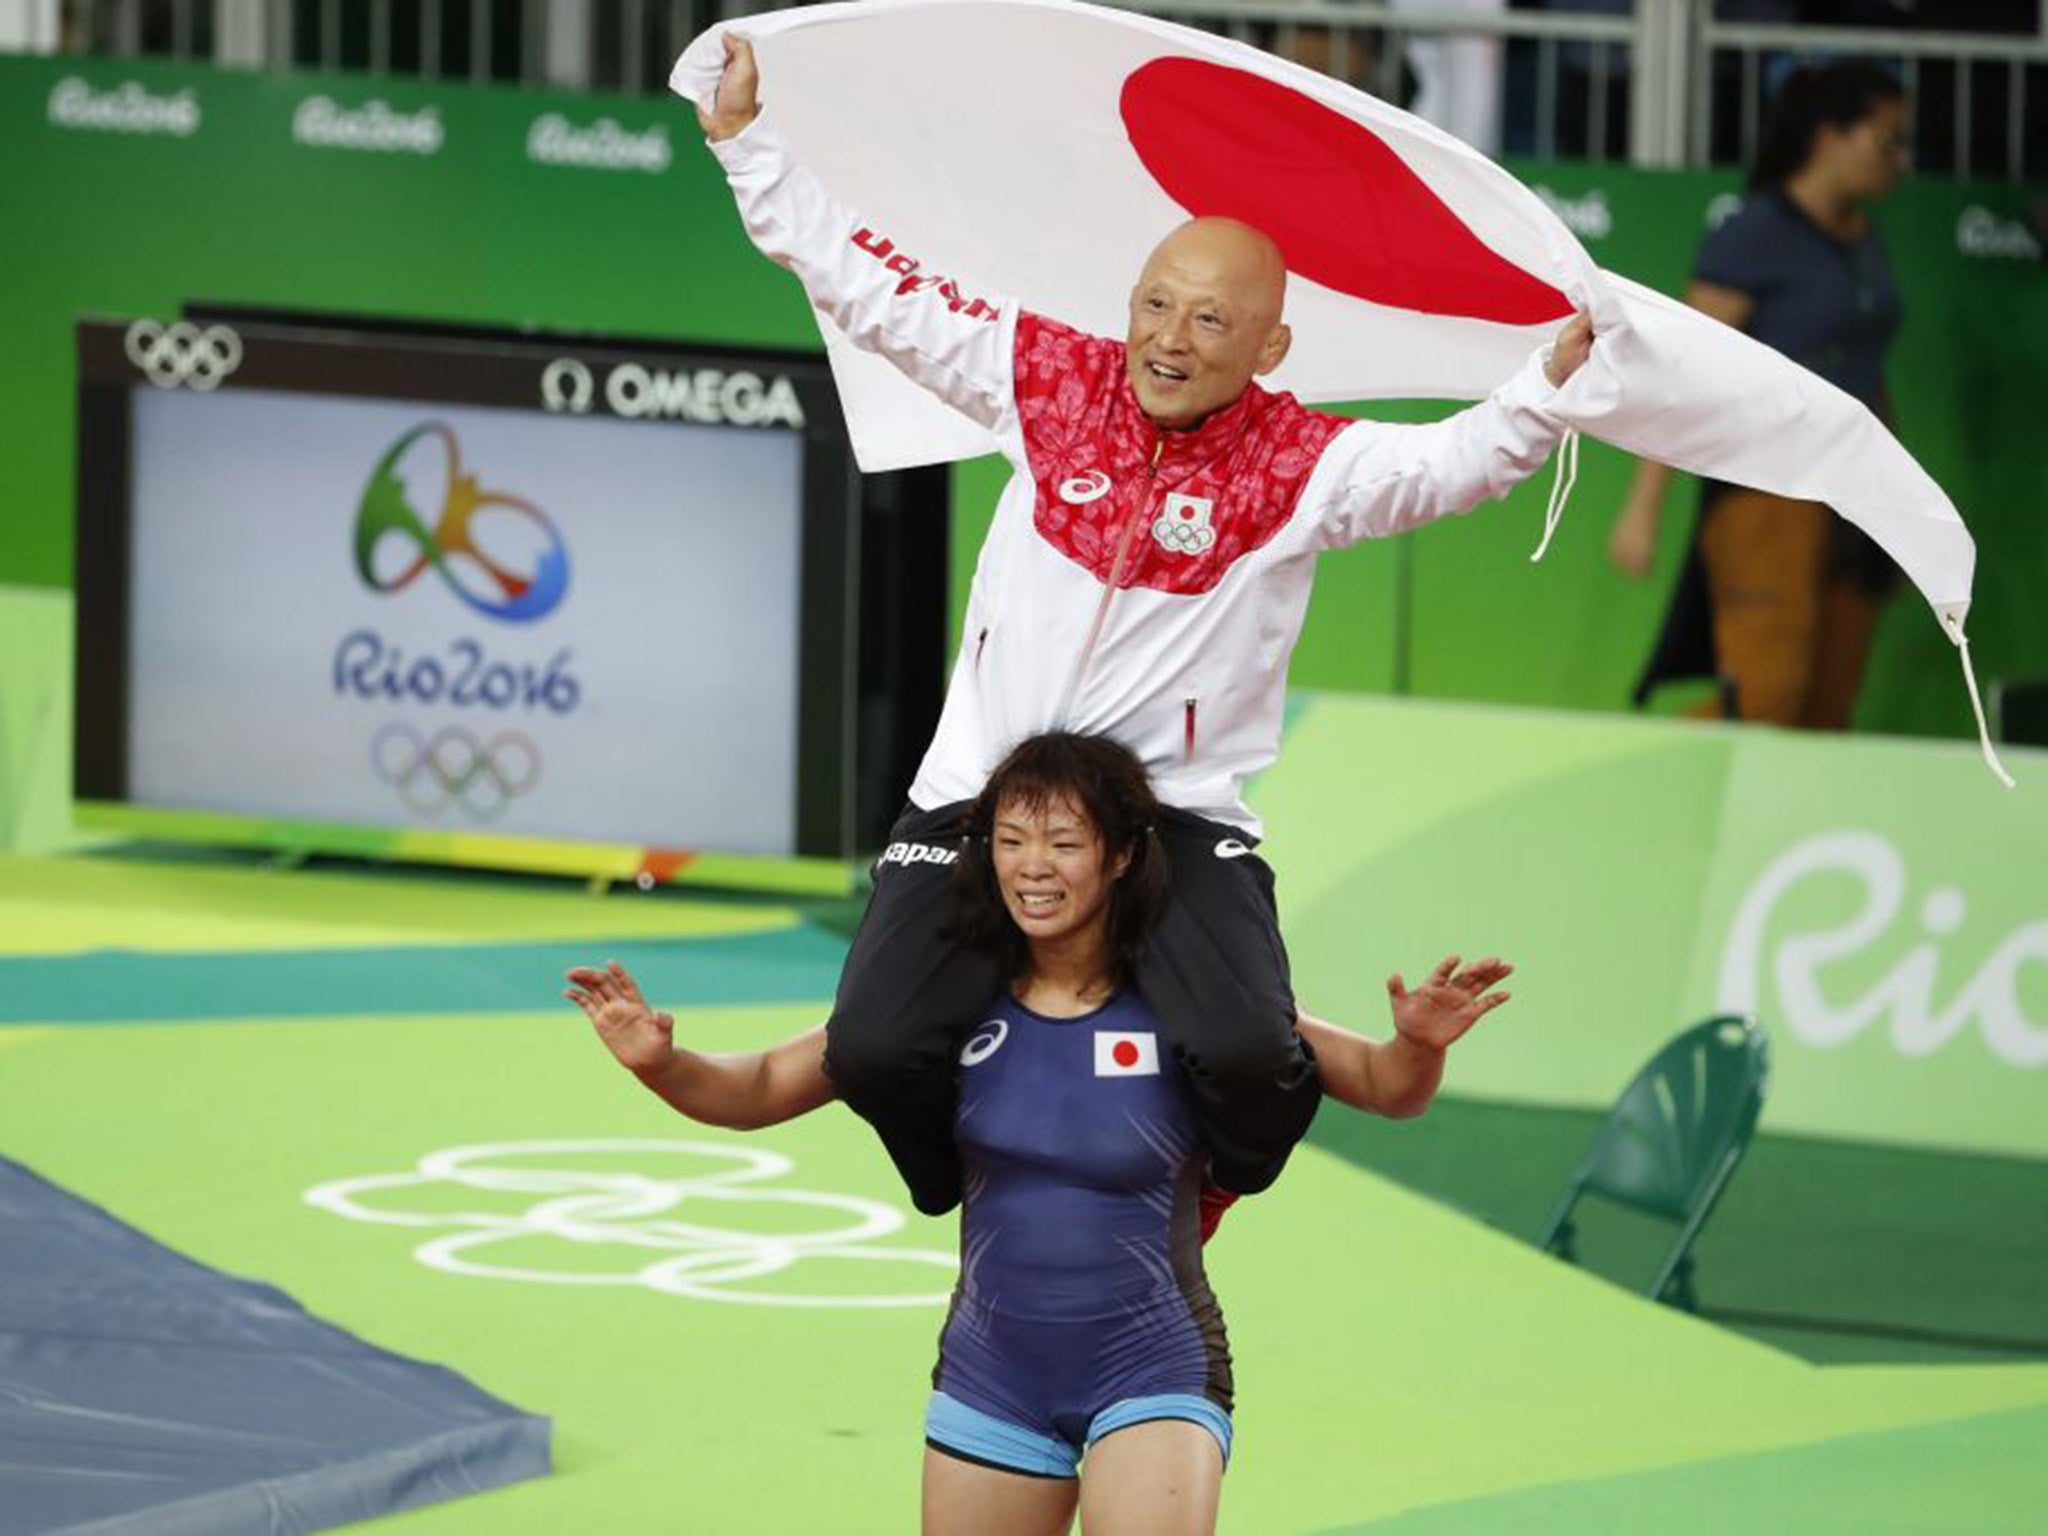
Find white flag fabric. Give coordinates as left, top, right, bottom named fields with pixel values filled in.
left=673, top=0, right=2008, bottom=779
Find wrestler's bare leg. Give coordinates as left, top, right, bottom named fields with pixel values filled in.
left=1078, top=1420, right=1222, bottom=1536
left=922, top=1446, right=1078, bottom=1536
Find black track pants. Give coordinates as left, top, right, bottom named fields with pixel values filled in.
left=823, top=801, right=1321, bottom=1216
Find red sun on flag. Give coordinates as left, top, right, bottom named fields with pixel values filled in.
left=1119, top=57, right=1574, bottom=327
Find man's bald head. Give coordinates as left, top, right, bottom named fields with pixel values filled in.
left=1126, top=217, right=1293, bottom=430
left=1141, top=217, right=1289, bottom=328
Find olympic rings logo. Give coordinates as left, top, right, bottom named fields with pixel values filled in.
left=1151, top=513, right=1216, bottom=555
left=354, top=423, right=571, bottom=623
left=371, top=723, right=539, bottom=819
left=124, top=320, right=242, bottom=391
left=304, top=1140, right=957, bottom=1308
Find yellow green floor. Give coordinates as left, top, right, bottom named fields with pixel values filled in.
left=4, top=850, right=2045, bottom=1532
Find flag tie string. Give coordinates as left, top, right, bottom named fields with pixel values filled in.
left=1530, top=429, right=1578, bottom=564
left=1944, top=610, right=2017, bottom=789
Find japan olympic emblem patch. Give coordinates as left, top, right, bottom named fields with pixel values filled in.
left=1152, top=493, right=1216, bottom=555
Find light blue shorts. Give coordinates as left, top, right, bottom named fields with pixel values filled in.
left=924, top=1389, right=1233, bottom=1480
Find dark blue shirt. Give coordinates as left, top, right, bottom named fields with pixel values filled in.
left=1695, top=187, right=1902, bottom=410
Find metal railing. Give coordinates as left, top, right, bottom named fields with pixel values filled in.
left=1698, top=13, right=2048, bottom=182
left=38, top=0, right=2048, bottom=179
left=1119, top=1, right=1656, bottom=162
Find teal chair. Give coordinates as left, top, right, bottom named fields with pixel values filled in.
left=1537, top=1015, right=1769, bottom=1311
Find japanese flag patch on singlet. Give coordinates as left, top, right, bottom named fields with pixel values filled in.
left=1093, top=1031, right=1160, bottom=1077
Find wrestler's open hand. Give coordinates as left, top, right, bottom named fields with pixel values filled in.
left=565, top=961, right=674, bottom=1076
left=1387, top=955, right=1513, bottom=1053
left=697, top=33, right=760, bottom=142
left=1544, top=311, right=1594, bottom=387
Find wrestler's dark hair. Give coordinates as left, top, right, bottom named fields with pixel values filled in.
left=949, top=731, right=1170, bottom=991
left=1749, top=60, right=1904, bottom=192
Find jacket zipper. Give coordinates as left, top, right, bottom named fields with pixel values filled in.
left=1184, top=696, right=1198, bottom=761
left=1054, top=435, right=1164, bottom=725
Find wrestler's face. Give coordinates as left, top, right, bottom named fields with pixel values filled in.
left=1127, top=218, right=1292, bottom=431
left=992, top=794, right=1129, bottom=951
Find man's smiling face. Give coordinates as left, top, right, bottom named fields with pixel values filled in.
left=1125, top=217, right=1292, bottom=431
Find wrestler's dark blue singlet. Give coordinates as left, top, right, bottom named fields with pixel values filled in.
left=924, top=989, right=1233, bottom=1478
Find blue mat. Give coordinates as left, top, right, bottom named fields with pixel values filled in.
left=0, top=1156, right=550, bottom=1535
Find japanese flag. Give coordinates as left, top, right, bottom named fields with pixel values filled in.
left=673, top=0, right=2008, bottom=783
left=1095, top=1031, right=1161, bottom=1078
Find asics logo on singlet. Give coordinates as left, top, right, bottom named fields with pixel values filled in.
left=1213, top=839, right=1253, bottom=860
left=1058, top=470, right=1112, bottom=505
left=959, top=1018, right=1009, bottom=1067
left=878, top=840, right=959, bottom=869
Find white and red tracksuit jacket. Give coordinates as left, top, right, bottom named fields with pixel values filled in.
left=714, top=114, right=1569, bottom=835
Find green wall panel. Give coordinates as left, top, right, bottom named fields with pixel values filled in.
left=1254, top=689, right=2048, bottom=1160
left=2, top=55, right=810, bottom=591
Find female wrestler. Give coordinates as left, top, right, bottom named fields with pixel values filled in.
left=566, top=732, right=1511, bottom=1536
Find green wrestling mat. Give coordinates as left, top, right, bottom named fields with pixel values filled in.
left=2, top=850, right=2045, bottom=1533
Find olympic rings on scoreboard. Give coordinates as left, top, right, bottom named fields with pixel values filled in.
left=371, top=722, right=541, bottom=820
left=123, top=319, right=243, bottom=391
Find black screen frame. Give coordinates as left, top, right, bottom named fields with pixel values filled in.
left=74, top=309, right=862, bottom=867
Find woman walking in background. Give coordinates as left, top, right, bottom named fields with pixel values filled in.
left=1611, top=60, right=1911, bottom=728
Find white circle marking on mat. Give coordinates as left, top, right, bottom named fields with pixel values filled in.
left=305, top=1139, right=956, bottom=1308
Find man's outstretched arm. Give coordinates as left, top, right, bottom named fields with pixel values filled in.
left=1305, top=313, right=1595, bottom=548
left=696, top=35, right=1016, bottom=433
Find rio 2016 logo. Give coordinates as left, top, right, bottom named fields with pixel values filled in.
left=353, top=423, right=568, bottom=622
left=1719, top=829, right=2047, bottom=1068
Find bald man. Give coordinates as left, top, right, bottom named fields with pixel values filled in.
left=699, top=38, right=1590, bottom=1216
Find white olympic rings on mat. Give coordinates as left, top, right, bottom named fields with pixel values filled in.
left=124, top=319, right=243, bottom=390
left=304, top=1139, right=957, bottom=1308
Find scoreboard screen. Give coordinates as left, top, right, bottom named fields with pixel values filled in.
left=75, top=311, right=864, bottom=885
